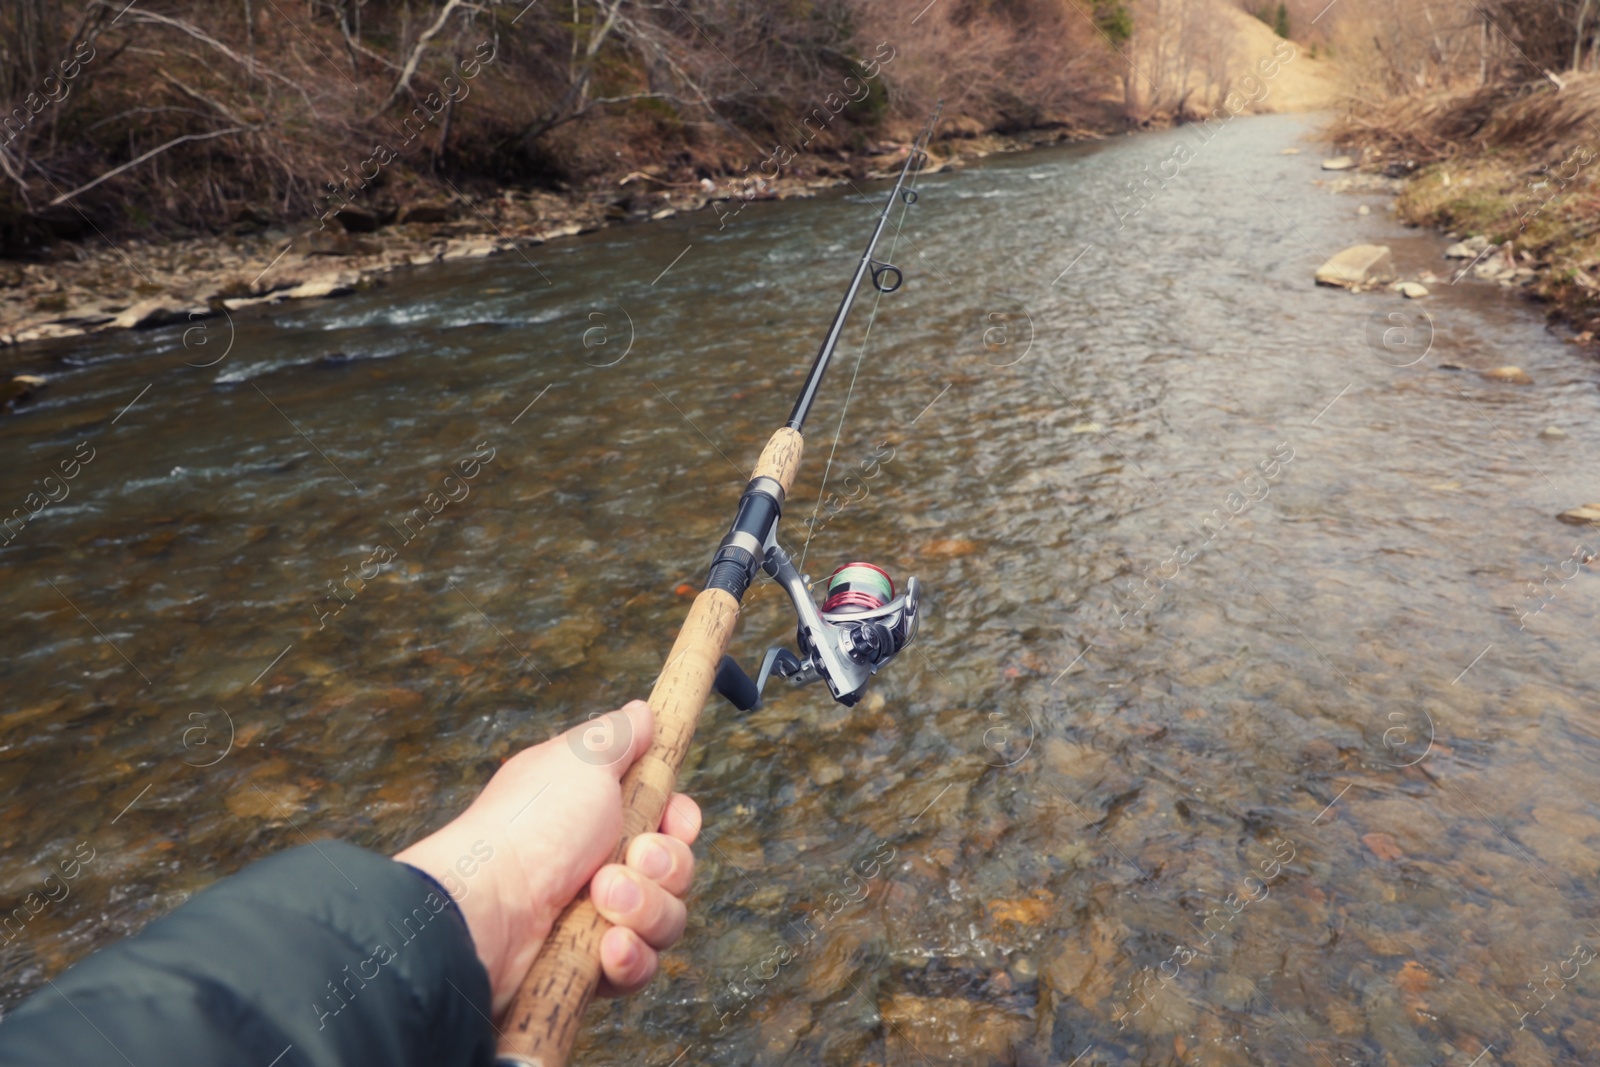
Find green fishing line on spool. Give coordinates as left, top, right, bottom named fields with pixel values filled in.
left=822, top=562, right=895, bottom=614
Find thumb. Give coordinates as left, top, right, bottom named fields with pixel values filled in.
left=561, top=700, right=654, bottom=779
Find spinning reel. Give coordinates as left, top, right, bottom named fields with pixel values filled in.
left=713, top=548, right=920, bottom=711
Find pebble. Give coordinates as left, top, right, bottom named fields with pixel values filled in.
left=1322, top=155, right=1357, bottom=171
left=1481, top=366, right=1533, bottom=384
left=1540, top=426, right=1568, bottom=439
left=1358, top=204, right=1371, bottom=215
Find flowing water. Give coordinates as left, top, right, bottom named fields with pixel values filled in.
left=2, top=112, right=1598, bottom=1066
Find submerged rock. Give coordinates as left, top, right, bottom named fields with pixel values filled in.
left=1316, top=244, right=1393, bottom=288
left=1481, top=366, right=1533, bottom=385
left=3, top=374, right=46, bottom=410
left=1557, top=504, right=1600, bottom=525
left=879, top=992, right=1031, bottom=1064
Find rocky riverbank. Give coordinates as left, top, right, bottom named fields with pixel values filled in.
left=0, top=127, right=1089, bottom=357
left=1330, top=74, right=1600, bottom=346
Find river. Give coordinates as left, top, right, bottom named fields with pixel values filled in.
left=2, top=112, right=1597, bottom=1066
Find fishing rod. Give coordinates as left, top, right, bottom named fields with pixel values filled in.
left=496, top=100, right=943, bottom=1067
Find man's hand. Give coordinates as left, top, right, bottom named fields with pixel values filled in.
left=394, top=701, right=699, bottom=1015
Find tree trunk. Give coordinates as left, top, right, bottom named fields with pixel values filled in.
left=1479, top=13, right=1488, bottom=87
left=1576, top=0, right=1594, bottom=72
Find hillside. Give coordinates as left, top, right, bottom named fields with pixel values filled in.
left=0, top=0, right=1342, bottom=349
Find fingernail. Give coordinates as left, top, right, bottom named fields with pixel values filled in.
left=616, top=937, right=638, bottom=969
left=640, top=844, right=672, bottom=880
left=606, top=873, right=641, bottom=913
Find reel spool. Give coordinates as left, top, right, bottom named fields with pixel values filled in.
left=822, top=562, right=895, bottom=614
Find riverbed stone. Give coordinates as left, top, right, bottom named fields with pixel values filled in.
left=1322, top=155, right=1357, bottom=171
left=1481, top=366, right=1533, bottom=384
left=880, top=992, right=1031, bottom=1064
left=1396, top=281, right=1429, bottom=298
left=1557, top=504, right=1600, bottom=525
left=1316, top=244, right=1393, bottom=288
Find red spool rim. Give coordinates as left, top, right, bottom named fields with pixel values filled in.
left=822, top=589, right=887, bottom=613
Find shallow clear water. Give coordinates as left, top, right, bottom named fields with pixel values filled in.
left=2, top=113, right=1598, bottom=1066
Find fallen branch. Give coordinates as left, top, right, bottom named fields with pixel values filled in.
left=47, top=127, right=250, bottom=207
left=126, top=10, right=292, bottom=87
left=157, top=68, right=252, bottom=127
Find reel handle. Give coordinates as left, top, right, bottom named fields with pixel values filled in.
left=494, top=428, right=804, bottom=1066
left=713, top=654, right=760, bottom=711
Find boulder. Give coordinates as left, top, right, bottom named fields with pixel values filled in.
left=1316, top=244, right=1394, bottom=288
left=1558, top=504, right=1600, bottom=525
left=336, top=205, right=391, bottom=234
left=398, top=201, right=455, bottom=224
left=1322, top=155, right=1357, bottom=171
left=1481, top=366, right=1533, bottom=385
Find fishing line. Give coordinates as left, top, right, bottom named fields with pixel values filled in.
left=797, top=158, right=927, bottom=572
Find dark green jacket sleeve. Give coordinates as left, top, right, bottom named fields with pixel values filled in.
left=0, top=842, right=494, bottom=1067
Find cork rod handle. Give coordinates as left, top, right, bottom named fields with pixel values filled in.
left=495, top=428, right=803, bottom=1066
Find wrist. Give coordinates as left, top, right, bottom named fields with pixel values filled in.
left=395, top=827, right=533, bottom=1011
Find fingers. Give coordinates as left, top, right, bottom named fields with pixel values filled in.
left=558, top=700, right=654, bottom=779
left=597, top=925, right=657, bottom=996
left=660, top=792, right=702, bottom=845
left=591, top=864, right=686, bottom=950
left=625, top=832, right=695, bottom=897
